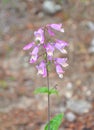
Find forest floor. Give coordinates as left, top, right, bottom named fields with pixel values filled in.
left=0, top=0, right=94, bottom=130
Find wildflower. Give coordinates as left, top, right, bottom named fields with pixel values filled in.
left=30, top=47, right=38, bottom=63
left=23, top=42, right=34, bottom=50
left=23, top=24, right=68, bottom=78
left=34, top=28, right=44, bottom=44
left=48, top=23, right=64, bottom=33
left=56, top=64, right=64, bottom=78
left=36, top=61, right=47, bottom=77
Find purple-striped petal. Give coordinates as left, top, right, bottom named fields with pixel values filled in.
left=45, top=43, right=55, bottom=57
left=30, top=46, right=39, bottom=63
left=47, top=28, right=55, bottom=36
left=56, top=64, right=64, bottom=78
left=55, top=40, right=68, bottom=54
left=23, top=42, right=34, bottom=50
left=55, top=58, right=68, bottom=67
left=48, top=23, right=64, bottom=32
left=34, top=28, right=44, bottom=44
left=36, top=61, right=47, bottom=77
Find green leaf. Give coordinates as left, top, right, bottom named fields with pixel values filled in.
left=34, top=87, right=48, bottom=94
left=49, top=88, right=58, bottom=95
left=45, top=113, right=64, bottom=130
left=34, top=87, right=58, bottom=95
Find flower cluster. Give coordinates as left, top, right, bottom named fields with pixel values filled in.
left=23, top=23, right=68, bottom=78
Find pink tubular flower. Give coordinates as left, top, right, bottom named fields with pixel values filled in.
left=55, top=40, right=68, bottom=54
left=23, top=42, right=34, bottom=50
left=56, top=64, right=64, bottom=78
left=45, top=43, right=55, bottom=57
left=55, top=43, right=67, bottom=53
left=36, top=61, right=47, bottom=77
left=55, top=58, right=68, bottom=67
left=30, top=46, right=38, bottom=63
left=56, top=39, right=68, bottom=46
left=48, top=23, right=64, bottom=33
left=34, top=28, right=44, bottom=44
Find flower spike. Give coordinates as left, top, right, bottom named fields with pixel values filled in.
left=23, top=23, right=68, bottom=78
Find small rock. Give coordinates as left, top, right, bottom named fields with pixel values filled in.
left=86, top=90, right=91, bottom=96
left=87, top=21, right=94, bottom=31
left=91, top=38, right=94, bottom=46
left=38, top=12, right=44, bottom=18
left=65, top=91, right=73, bottom=98
left=67, top=99, right=92, bottom=114
left=42, top=1, right=62, bottom=14
left=65, top=112, right=76, bottom=122
left=66, top=82, right=73, bottom=90
left=88, top=38, right=94, bottom=53
left=65, top=82, right=73, bottom=98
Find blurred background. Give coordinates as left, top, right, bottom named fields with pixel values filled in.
left=0, top=0, right=94, bottom=130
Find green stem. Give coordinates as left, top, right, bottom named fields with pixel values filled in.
left=46, top=53, right=50, bottom=130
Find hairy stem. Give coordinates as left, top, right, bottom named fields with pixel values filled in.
left=46, top=53, right=50, bottom=130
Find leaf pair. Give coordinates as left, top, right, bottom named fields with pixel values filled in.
left=34, top=87, right=58, bottom=94
left=34, top=87, right=58, bottom=95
